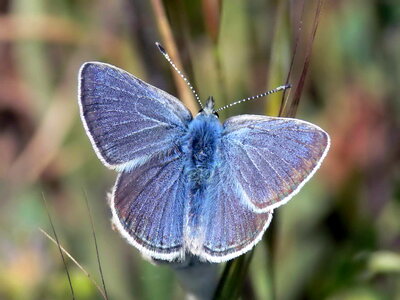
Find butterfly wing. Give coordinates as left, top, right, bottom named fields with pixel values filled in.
left=111, top=151, right=188, bottom=261
left=199, top=163, right=273, bottom=262
left=78, top=62, right=192, bottom=171
left=196, top=115, right=329, bottom=261
left=79, top=62, right=192, bottom=259
left=221, top=115, right=330, bottom=213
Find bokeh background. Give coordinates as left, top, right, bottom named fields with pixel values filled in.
left=1, top=0, right=399, bottom=299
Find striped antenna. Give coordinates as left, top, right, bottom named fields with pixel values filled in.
left=215, top=84, right=292, bottom=112
left=155, top=42, right=203, bottom=109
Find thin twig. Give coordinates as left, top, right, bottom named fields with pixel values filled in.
left=42, top=194, right=75, bottom=300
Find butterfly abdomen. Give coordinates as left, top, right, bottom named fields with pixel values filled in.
left=181, top=114, right=223, bottom=246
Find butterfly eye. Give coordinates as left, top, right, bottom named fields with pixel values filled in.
left=213, top=111, right=219, bottom=118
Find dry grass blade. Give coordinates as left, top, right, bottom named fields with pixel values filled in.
left=279, top=0, right=306, bottom=117
left=39, top=228, right=108, bottom=300
left=150, top=0, right=199, bottom=114
left=42, top=194, right=75, bottom=300
left=285, top=0, right=325, bottom=118
left=82, top=189, right=109, bottom=300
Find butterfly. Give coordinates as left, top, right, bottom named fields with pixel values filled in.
left=78, top=46, right=330, bottom=263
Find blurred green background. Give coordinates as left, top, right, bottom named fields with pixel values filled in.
left=1, top=0, right=399, bottom=299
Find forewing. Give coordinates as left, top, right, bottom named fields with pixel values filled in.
left=222, top=115, right=330, bottom=212
left=198, top=163, right=272, bottom=263
left=78, top=62, right=192, bottom=171
left=110, top=152, right=188, bottom=261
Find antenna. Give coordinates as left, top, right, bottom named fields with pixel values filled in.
left=155, top=42, right=203, bottom=109
left=215, top=84, right=292, bottom=112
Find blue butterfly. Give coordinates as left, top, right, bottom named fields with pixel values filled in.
left=78, top=46, right=330, bottom=263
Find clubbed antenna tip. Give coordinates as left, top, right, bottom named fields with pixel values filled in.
left=215, top=84, right=292, bottom=112
left=155, top=42, right=166, bottom=55
left=155, top=42, right=203, bottom=109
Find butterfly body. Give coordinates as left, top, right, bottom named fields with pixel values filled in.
left=183, top=107, right=221, bottom=186
left=78, top=62, right=330, bottom=262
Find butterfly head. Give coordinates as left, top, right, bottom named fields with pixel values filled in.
left=198, top=96, right=219, bottom=118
